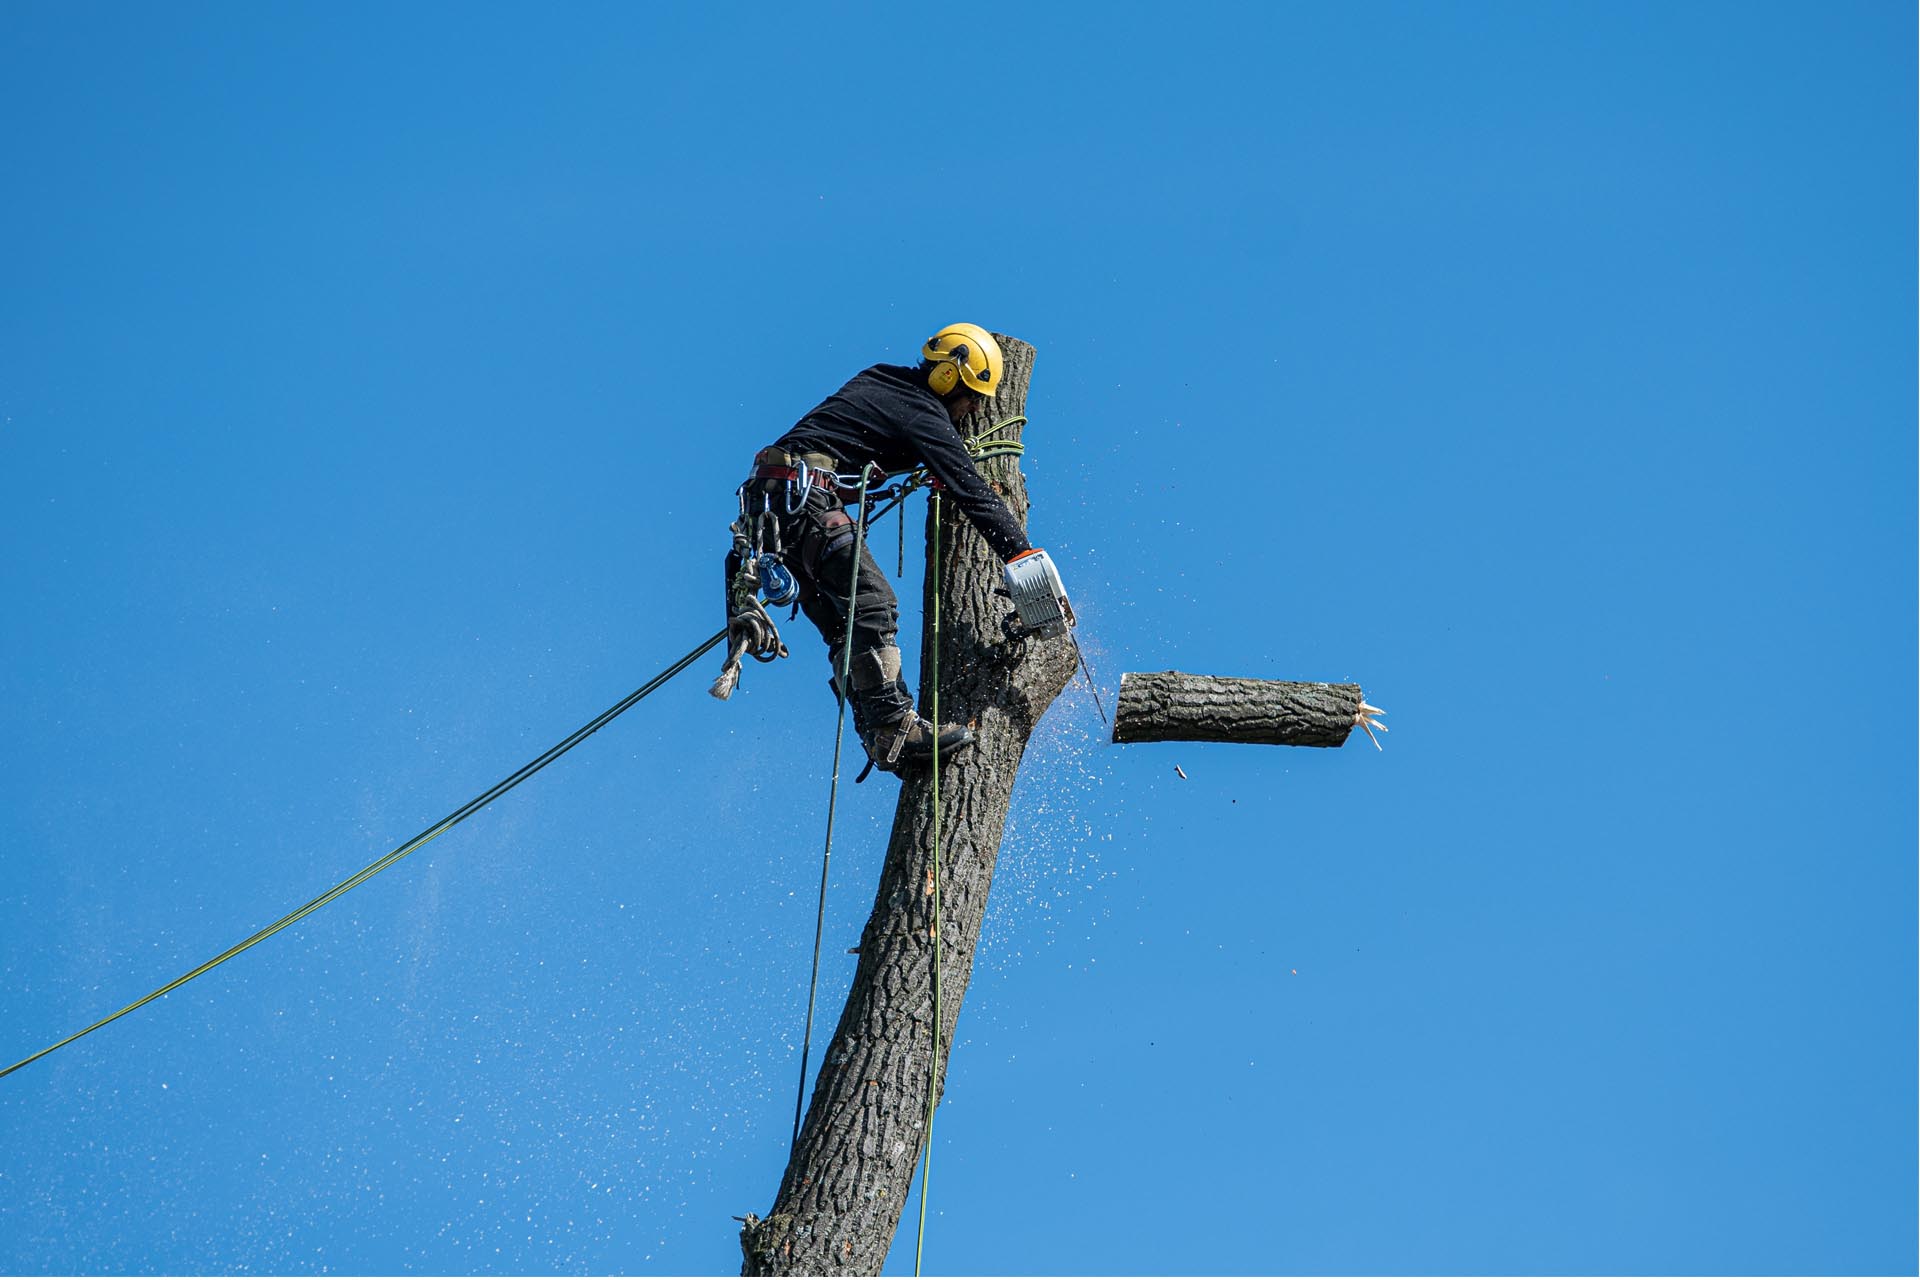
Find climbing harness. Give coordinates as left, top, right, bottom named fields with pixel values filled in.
left=713, top=450, right=848, bottom=700
left=713, top=452, right=903, bottom=703
left=0, top=628, right=728, bottom=1083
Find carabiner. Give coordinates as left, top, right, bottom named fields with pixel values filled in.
left=779, top=459, right=814, bottom=515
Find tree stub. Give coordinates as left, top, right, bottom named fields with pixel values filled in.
left=1111, top=671, right=1366, bottom=748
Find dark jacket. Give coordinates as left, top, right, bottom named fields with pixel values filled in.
left=775, top=363, right=1032, bottom=561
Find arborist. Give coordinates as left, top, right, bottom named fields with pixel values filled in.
left=715, top=323, right=1072, bottom=774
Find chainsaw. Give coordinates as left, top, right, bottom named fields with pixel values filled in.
left=1002, top=548, right=1105, bottom=723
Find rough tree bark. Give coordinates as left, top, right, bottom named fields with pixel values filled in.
left=1112, top=671, right=1365, bottom=748
left=739, top=336, right=1077, bottom=1276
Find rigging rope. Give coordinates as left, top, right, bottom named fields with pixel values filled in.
left=0, top=628, right=728, bottom=1083
left=914, top=490, right=947, bottom=1277
left=792, top=466, right=871, bottom=1150
left=790, top=414, right=1029, bottom=1154
left=780, top=418, right=1023, bottom=1266
left=903, top=420, right=1019, bottom=1272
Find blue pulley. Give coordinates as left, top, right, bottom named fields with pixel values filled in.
left=757, top=554, right=799, bottom=607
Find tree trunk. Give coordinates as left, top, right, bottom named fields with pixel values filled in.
left=1111, top=671, right=1363, bottom=748
left=740, top=336, right=1077, bottom=1276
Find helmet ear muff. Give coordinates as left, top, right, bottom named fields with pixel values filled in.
left=927, top=345, right=965, bottom=397
left=927, top=358, right=959, bottom=397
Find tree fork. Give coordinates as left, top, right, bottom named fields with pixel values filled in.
left=1111, top=671, right=1369, bottom=749
left=740, top=336, right=1077, bottom=1276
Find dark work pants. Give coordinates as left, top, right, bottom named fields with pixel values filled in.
left=773, top=487, right=901, bottom=683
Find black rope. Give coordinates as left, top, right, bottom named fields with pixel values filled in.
left=0, top=628, right=728, bottom=1082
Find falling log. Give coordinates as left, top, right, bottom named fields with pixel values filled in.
left=1111, top=671, right=1381, bottom=749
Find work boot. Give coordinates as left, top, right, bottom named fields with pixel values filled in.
left=864, top=711, right=975, bottom=773
left=835, top=646, right=974, bottom=774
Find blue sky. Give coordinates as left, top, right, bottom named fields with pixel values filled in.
left=1, top=2, right=1913, bottom=1274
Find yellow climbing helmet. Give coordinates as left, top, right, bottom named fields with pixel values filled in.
left=921, top=322, right=1003, bottom=398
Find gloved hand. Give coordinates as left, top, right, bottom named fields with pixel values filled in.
left=1001, top=548, right=1075, bottom=638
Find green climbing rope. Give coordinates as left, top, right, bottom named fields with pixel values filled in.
left=914, top=490, right=947, bottom=1277
left=6, top=419, right=1032, bottom=1091
left=776, top=418, right=1030, bottom=1259
left=0, top=628, right=727, bottom=1083
left=906, top=417, right=1020, bottom=1272
left=792, top=466, right=872, bottom=1150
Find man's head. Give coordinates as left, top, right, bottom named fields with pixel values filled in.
left=921, top=323, right=1002, bottom=422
